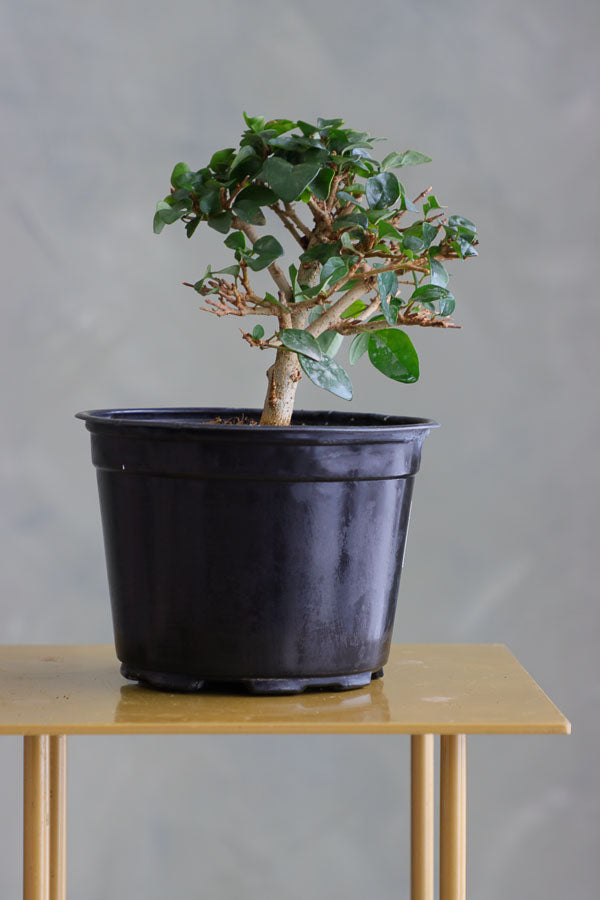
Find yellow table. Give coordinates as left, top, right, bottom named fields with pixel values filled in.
left=0, top=644, right=570, bottom=900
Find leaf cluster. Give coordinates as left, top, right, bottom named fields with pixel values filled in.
left=155, top=114, right=478, bottom=400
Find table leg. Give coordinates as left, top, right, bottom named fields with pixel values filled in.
left=23, top=736, right=67, bottom=900
left=439, top=735, right=467, bottom=900
left=49, top=736, right=67, bottom=900
left=411, top=734, right=434, bottom=900
left=23, top=736, right=49, bottom=900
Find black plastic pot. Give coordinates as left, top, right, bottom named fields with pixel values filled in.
left=77, top=408, right=436, bottom=694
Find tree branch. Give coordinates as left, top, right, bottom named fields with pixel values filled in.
left=271, top=205, right=306, bottom=248
left=306, top=280, right=375, bottom=339
left=231, top=216, right=293, bottom=302
left=337, top=309, right=461, bottom=334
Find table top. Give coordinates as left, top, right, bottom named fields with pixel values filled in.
left=0, top=644, right=570, bottom=736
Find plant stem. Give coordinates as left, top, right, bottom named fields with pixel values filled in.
left=260, top=347, right=301, bottom=426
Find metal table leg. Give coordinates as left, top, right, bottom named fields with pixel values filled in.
left=49, top=736, right=66, bottom=900
left=439, top=735, right=466, bottom=900
left=23, top=735, right=66, bottom=900
left=411, top=734, right=434, bottom=900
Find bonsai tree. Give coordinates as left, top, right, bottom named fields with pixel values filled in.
left=154, top=114, right=477, bottom=426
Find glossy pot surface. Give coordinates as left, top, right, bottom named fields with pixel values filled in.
left=77, top=408, right=436, bottom=693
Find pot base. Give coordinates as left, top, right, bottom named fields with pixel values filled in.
left=121, top=663, right=384, bottom=695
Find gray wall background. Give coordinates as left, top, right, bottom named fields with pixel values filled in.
left=1, top=0, right=598, bottom=896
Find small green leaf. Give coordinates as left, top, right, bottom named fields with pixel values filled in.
left=341, top=300, right=368, bottom=319
left=243, top=112, right=266, bottom=133
left=378, top=221, right=405, bottom=243
left=447, top=215, right=477, bottom=238
left=230, top=145, right=261, bottom=178
left=410, top=284, right=454, bottom=305
left=308, top=304, right=326, bottom=324
left=261, top=158, right=321, bottom=203
left=311, top=167, right=335, bottom=201
left=244, top=235, right=284, bottom=271
left=377, top=271, right=400, bottom=325
left=170, top=162, right=190, bottom=188
left=349, top=332, right=369, bottom=365
left=317, top=331, right=343, bottom=358
left=279, top=329, right=323, bottom=361
left=235, top=184, right=278, bottom=206
left=224, top=232, right=246, bottom=251
left=333, top=212, right=368, bottom=231
left=317, top=117, right=345, bottom=131
left=429, top=258, right=449, bottom=288
left=422, top=222, right=440, bottom=249
left=252, top=324, right=265, bottom=340
left=264, top=291, right=283, bottom=308
left=381, top=150, right=432, bottom=168
left=232, top=200, right=266, bottom=225
left=185, top=217, right=200, bottom=238
left=423, top=194, right=441, bottom=216
left=209, top=148, right=236, bottom=173
left=199, top=190, right=221, bottom=216
left=365, top=172, right=400, bottom=209
left=299, top=355, right=353, bottom=400
left=300, top=242, right=341, bottom=264
left=368, top=329, right=419, bottom=383
left=207, top=211, right=232, bottom=233
left=320, top=256, right=348, bottom=288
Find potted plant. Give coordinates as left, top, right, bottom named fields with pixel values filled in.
left=78, top=114, right=477, bottom=694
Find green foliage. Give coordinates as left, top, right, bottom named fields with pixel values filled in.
left=155, top=113, right=478, bottom=408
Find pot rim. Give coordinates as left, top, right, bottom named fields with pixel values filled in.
left=76, top=407, right=439, bottom=443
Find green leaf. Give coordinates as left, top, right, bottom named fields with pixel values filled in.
left=341, top=299, right=368, bottom=319
left=230, top=145, right=261, bottom=178
left=447, top=215, right=477, bottom=238
left=153, top=199, right=185, bottom=233
left=264, top=291, right=283, bottom=308
left=308, top=304, right=326, bottom=324
left=423, top=194, right=441, bottom=216
left=317, top=117, right=345, bottom=131
left=209, top=148, right=236, bottom=174
left=333, top=212, right=368, bottom=231
left=243, top=112, right=266, bottom=133
left=403, top=235, right=425, bottom=253
left=261, top=158, right=321, bottom=203
left=279, top=329, right=322, bottom=361
left=438, top=294, right=455, bottom=316
left=264, top=118, right=297, bottom=136
left=378, top=221, right=404, bottom=243
left=299, top=355, right=353, bottom=400
left=232, top=199, right=266, bottom=225
left=317, top=331, right=343, bottom=358
left=199, top=190, right=221, bottom=216
left=300, top=242, right=341, bottom=264
left=224, top=231, right=246, bottom=251
left=421, top=222, right=440, bottom=249
left=429, top=258, right=449, bottom=288
left=349, top=332, right=369, bottom=365
left=296, top=120, right=318, bottom=137
left=381, top=150, right=432, bottom=168
left=368, top=330, right=419, bottom=383
left=311, top=167, right=335, bottom=201
left=170, top=162, right=190, bottom=188
left=246, top=234, right=284, bottom=271
left=185, top=217, right=200, bottom=238
left=207, top=211, right=232, bottom=233
left=236, top=184, right=278, bottom=206
left=320, top=256, right=348, bottom=288
left=252, top=324, right=265, bottom=340
left=377, top=271, right=400, bottom=325
left=365, top=172, right=400, bottom=209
